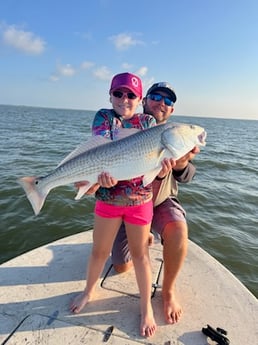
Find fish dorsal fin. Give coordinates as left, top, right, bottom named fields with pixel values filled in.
left=57, top=135, right=111, bottom=167
left=114, top=127, right=141, bottom=140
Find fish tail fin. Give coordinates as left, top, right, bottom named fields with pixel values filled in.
left=18, top=176, right=48, bottom=216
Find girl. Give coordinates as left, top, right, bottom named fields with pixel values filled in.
left=70, top=73, right=157, bottom=337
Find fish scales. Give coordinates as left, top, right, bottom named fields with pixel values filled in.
left=43, top=125, right=163, bottom=186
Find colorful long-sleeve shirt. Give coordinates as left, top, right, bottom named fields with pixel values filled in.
left=92, top=108, right=156, bottom=206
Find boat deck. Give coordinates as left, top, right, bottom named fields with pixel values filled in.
left=0, top=231, right=257, bottom=344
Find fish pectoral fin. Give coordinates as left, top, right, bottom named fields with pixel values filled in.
left=74, top=182, right=92, bottom=200
left=142, top=168, right=162, bottom=186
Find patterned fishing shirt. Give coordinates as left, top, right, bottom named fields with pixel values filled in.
left=92, top=109, right=156, bottom=206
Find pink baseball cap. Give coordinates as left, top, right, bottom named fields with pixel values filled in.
left=109, top=72, right=142, bottom=99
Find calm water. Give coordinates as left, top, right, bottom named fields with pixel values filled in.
left=0, top=104, right=257, bottom=298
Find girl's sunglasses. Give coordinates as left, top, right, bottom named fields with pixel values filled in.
left=112, top=90, right=137, bottom=100
left=147, top=93, right=174, bottom=106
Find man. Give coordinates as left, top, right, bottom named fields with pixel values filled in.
left=110, top=82, right=199, bottom=324
left=82, top=81, right=199, bottom=324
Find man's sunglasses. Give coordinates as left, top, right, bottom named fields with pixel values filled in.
left=147, top=93, right=174, bottom=106
left=112, top=90, right=137, bottom=100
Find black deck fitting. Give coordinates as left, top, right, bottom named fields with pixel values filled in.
left=202, top=324, right=230, bottom=345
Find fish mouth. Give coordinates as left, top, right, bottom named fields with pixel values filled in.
left=198, top=130, right=207, bottom=145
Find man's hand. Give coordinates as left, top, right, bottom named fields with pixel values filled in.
left=173, top=146, right=200, bottom=171
left=156, top=158, right=176, bottom=179
left=156, top=146, right=200, bottom=179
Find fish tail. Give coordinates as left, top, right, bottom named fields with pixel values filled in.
left=18, top=176, right=48, bottom=216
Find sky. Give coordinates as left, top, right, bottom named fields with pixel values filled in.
left=0, top=0, right=257, bottom=120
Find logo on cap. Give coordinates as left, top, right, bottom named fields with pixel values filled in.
left=131, top=77, right=139, bottom=88
left=157, top=82, right=171, bottom=89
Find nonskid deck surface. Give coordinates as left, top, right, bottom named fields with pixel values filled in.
left=0, top=231, right=257, bottom=344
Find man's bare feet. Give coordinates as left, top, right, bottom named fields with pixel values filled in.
left=162, top=291, right=182, bottom=324
left=140, top=311, right=157, bottom=337
left=70, top=291, right=92, bottom=314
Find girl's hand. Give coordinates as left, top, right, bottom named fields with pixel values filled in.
left=98, top=172, right=118, bottom=188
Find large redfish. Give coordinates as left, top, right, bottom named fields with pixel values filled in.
left=18, top=122, right=206, bottom=215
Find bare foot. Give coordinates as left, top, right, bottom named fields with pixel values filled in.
left=140, top=309, right=157, bottom=337
left=163, top=292, right=182, bottom=324
left=70, top=291, right=92, bottom=314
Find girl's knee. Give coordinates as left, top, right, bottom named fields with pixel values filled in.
left=92, top=249, right=110, bottom=261
left=131, top=251, right=149, bottom=263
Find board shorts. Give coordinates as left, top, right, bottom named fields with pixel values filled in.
left=111, top=197, right=186, bottom=265
left=95, top=200, right=153, bottom=226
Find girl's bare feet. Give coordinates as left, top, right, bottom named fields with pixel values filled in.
left=140, top=316, right=157, bottom=337
left=70, top=291, right=92, bottom=314
left=163, top=291, right=182, bottom=324
left=140, top=306, right=157, bottom=337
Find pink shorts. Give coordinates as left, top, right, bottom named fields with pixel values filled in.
left=95, top=200, right=153, bottom=225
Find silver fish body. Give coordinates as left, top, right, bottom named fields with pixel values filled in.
left=19, top=122, right=206, bottom=215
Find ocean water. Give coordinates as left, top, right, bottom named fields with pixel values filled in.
left=0, top=104, right=257, bottom=298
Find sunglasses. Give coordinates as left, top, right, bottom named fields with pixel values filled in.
left=112, top=90, right=137, bottom=100
left=147, top=93, right=174, bottom=106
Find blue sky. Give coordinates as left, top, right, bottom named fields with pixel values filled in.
left=0, top=0, right=257, bottom=119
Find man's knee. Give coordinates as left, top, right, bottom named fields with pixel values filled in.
left=162, top=221, right=188, bottom=242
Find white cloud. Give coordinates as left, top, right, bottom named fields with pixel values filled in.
left=136, top=66, right=148, bottom=77
left=121, top=62, right=133, bottom=70
left=49, top=74, right=59, bottom=82
left=2, top=25, right=46, bottom=55
left=109, top=33, right=143, bottom=50
left=57, top=63, right=76, bottom=77
left=93, top=66, right=112, bottom=80
left=49, top=63, right=76, bottom=82
left=81, top=61, right=95, bottom=70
